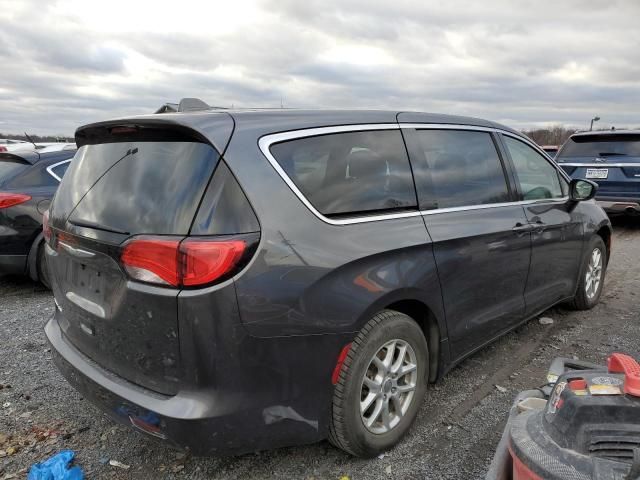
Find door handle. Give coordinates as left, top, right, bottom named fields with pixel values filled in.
left=512, top=223, right=533, bottom=234
left=531, top=219, right=546, bottom=234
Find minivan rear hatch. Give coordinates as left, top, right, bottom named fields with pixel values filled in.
left=47, top=121, right=229, bottom=395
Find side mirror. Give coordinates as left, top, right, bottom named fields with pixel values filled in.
left=569, top=178, right=598, bottom=202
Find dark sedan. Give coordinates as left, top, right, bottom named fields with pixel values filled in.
left=0, top=148, right=76, bottom=286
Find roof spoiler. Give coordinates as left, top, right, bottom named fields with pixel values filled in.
left=155, top=98, right=211, bottom=114
left=0, top=151, right=40, bottom=165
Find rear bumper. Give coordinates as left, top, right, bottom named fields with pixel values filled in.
left=596, top=196, right=640, bottom=214
left=45, top=316, right=327, bottom=455
left=0, top=254, right=27, bottom=275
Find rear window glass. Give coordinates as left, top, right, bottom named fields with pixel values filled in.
left=0, top=161, right=28, bottom=185
left=559, top=134, right=640, bottom=157
left=269, top=130, right=417, bottom=216
left=410, top=130, right=510, bottom=209
left=58, top=142, right=219, bottom=235
left=8, top=162, right=64, bottom=188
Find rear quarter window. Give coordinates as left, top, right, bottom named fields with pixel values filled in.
left=48, top=160, right=71, bottom=181
left=268, top=130, right=417, bottom=217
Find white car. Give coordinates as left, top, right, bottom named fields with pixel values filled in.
left=36, top=143, right=77, bottom=153
left=0, top=139, right=30, bottom=152
left=0, top=140, right=75, bottom=153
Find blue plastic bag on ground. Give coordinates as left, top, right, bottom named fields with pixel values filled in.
left=27, top=450, right=83, bottom=480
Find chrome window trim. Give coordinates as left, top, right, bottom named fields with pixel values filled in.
left=46, top=158, right=72, bottom=182
left=258, top=123, right=570, bottom=226
left=557, top=163, right=640, bottom=168
left=258, top=124, right=406, bottom=226
left=499, top=130, right=573, bottom=183
left=421, top=197, right=569, bottom=216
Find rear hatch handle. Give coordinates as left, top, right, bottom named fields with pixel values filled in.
left=58, top=241, right=96, bottom=259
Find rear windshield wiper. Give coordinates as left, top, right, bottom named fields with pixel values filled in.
left=599, top=152, right=627, bottom=156
left=70, top=219, right=130, bottom=235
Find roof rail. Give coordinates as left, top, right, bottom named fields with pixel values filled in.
left=178, top=98, right=210, bottom=112
left=155, top=103, right=178, bottom=114
left=154, top=98, right=211, bottom=114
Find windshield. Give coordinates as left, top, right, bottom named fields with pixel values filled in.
left=559, top=134, right=640, bottom=157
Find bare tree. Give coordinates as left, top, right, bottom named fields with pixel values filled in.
left=521, top=125, right=578, bottom=146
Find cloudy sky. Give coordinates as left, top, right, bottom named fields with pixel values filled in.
left=1, top=0, right=639, bottom=135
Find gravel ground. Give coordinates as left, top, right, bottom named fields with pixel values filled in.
left=1, top=217, right=639, bottom=480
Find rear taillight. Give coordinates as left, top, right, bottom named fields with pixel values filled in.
left=43, top=210, right=51, bottom=243
left=0, top=146, right=7, bottom=152
left=180, top=239, right=246, bottom=287
left=120, top=236, right=250, bottom=288
left=0, top=192, right=31, bottom=209
left=121, top=237, right=181, bottom=286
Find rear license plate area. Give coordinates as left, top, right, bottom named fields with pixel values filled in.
left=586, top=168, right=609, bottom=179
left=68, top=261, right=106, bottom=296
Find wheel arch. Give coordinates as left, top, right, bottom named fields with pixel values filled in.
left=26, top=231, right=45, bottom=282
left=375, top=298, right=443, bottom=383
left=595, top=224, right=612, bottom=264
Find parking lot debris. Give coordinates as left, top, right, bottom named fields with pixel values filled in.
left=539, top=317, right=554, bottom=325
left=27, top=450, right=83, bottom=480
left=495, top=385, right=507, bottom=393
left=108, top=459, right=130, bottom=470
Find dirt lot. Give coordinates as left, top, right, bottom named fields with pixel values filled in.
left=1, top=217, right=639, bottom=480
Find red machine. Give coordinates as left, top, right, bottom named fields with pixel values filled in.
left=488, top=354, right=640, bottom=480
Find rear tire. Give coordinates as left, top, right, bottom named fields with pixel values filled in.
left=328, top=310, right=428, bottom=457
left=568, top=235, right=607, bottom=310
left=37, top=241, right=51, bottom=289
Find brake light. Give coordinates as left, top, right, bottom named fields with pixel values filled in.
left=121, top=238, right=181, bottom=286
left=43, top=210, right=51, bottom=243
left=110, top=126, right=138, bottom=135
left=0, top=192, right=31, bottom=209
left=0, top=146, right=7, bottom=152
left=120, top=236, right=247, bottom=287
left=180, top=239, right=245, bottom=287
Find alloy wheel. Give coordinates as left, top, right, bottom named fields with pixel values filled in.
left=585, top=247, right=603, bottom=299
left=359, top=339, right=418, bottom=434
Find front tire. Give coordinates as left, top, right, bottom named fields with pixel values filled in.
left=328, top=310, right=428, bottom=457
left=569, top=235, right=607, bottom=310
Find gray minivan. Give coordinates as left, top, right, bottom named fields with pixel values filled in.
left=44, top=107, right=611, bottom=457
